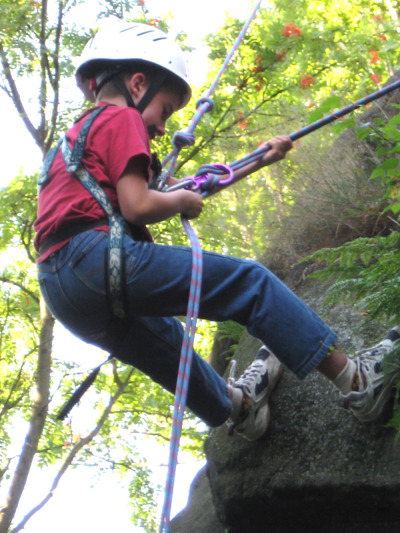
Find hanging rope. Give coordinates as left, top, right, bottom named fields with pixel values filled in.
left=158, top=3, right=263, bottom=532
left=162, top=0, right=263, bottom=177
left=159, top=217, right=202, bottom=533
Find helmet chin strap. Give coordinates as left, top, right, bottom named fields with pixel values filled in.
left=95, top=69, right=168, bottom=113
left=147, top=124, right=157, bottom=137
left=94, top=70, right=168, bottom=137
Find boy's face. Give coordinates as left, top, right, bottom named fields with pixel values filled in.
left=140, top=87, right=182, bottom=140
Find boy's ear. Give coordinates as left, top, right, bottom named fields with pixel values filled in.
left=128, top=72, right=148, bottom=100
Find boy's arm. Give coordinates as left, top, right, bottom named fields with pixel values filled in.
left=116, top=155, right=203, bottom=224
left=207, top=135, right=292, bottom=196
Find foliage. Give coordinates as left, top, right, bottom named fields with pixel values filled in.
left=306, top=111, right=400, bottom=436
left=149, top=0, right=400, bottom=261
left=308, top=230, right=400, bottom=435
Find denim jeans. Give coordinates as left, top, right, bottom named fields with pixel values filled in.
left=38, top=229, right=337, bottom=427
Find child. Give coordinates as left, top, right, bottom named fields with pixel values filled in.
left=35, top=22, right=400, bottom=441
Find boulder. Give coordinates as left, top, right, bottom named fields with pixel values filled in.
left=172, top=277, right=400, bottom=532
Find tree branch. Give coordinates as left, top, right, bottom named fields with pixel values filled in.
left=0, top=299, right=54, bottom=533
left=0, top=40, right=42, bottom=153
left=9, top=367, right=134, bottom=533
left=0, top=276, right=40, bottom=305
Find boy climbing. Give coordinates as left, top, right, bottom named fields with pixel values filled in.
left=35, top=22, right=400, bottom=443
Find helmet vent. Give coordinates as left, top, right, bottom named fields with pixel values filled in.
left=137, top=30, right=155, bottom=36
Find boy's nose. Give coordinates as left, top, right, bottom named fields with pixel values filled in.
left=156, top=123, right=166, bottom=137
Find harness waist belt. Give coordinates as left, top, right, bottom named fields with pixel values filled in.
left=39, top=218, right=110, bottom=256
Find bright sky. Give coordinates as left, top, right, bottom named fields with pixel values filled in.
left=0, top=1, right=258, bottom=532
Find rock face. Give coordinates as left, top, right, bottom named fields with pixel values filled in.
left=171, top=277, right=400, bottom=532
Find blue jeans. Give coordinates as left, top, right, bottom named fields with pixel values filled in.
left=38, top=230, right=337, bottom=427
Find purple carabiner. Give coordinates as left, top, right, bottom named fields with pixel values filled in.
left=211, top=163, right=235, bottom=185
left=192, top=174, right=208, bottom=190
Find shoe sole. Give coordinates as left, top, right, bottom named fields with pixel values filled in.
left=238, top=362, right=284, bottom=441
left=354, top=366, right=400, bottom=422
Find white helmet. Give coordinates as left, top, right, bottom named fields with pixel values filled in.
left=75, top=21, right=191, bottom=110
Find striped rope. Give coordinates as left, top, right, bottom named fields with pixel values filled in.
left=162, top=0, right=263, bottom=177
left=158, top=4, right=263, bottom=531
left=159, top=217, right=202, bottom=533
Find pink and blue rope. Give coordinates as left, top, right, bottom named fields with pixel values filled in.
left=159, top=217, right=202, bottom=533
left=162, top=0, right=263, bottom=178
left=158, top=4, right=263, bottom=532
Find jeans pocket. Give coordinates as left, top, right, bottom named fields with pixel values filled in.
left=69, top=238, right=108, bottom=297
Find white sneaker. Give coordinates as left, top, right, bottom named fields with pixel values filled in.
left=342, top=327, right=400, bottom=422
left=227, top=347, right=283, bottom=441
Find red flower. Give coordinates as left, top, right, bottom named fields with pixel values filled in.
left=370, top=48, right=380, bottom=64
left=378, top=33, right=387, bottom=41
left=139, top=0, right=145, bottom=5
left=252, top=65, right=263, bottom=73
left=276, top=49, right=288, bottom=61
left=237, top=111, right=248, bottom=130
left=371, top=73, right=381, bottom=84
left=300, top=74, right=315, bottom=88
left=282, top=23, right=302, bottom=37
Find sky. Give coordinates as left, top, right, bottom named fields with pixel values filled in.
left=0, top=1, right=259, bottom=532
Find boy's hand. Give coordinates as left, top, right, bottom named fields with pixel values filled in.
left=260, top=135, right=292, bottom=166
left=176, top=189, right=204, bottom=219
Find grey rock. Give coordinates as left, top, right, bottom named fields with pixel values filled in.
left=205, top=278, right=400, bottom=532
left=170, top=466, right=225, bottom=533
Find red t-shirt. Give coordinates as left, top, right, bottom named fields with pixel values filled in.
left=34, top=103, right=153, bottom=262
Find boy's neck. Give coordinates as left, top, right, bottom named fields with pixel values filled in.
left=96, top=95, right=128, bottom=107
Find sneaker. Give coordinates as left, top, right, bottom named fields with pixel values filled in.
left=342, top=327, right=400, bottom=422
left=227, top=346, right=283, bottom=441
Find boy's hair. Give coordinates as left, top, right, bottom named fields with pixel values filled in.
left=94, top=61, right=188, bottom=109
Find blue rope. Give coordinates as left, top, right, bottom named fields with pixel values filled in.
left=158, top=3, right=263, bottom=531
left=159, top=217, right=202, bottom=533
left=162, top=0, right=263, bottom=177
left=214, top=78, right=400, bottom=192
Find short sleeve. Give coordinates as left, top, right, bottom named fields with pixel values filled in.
left=87, top=106, right=152, bottom=187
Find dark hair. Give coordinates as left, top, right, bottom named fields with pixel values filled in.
left=94, top=60, right=187, bottom=107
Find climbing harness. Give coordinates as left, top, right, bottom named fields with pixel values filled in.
left=39, top=105, right=128, bottom=320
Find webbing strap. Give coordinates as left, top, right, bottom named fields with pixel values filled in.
left=61, top=139, right=126, bottom=319
left=66, top=106, right=109, bottom=173
left=37, top=139, right=62, bottom=191
left=55, top=105, right=127, bottom=320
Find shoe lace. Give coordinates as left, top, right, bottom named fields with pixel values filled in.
left=228, top=358, right=264, bottom=389
left=355, top=339, right=390, bottom=362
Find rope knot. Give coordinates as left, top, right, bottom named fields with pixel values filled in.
left=196, top=97, right=214, bottom=112
left=172, top=131, right=195, bottom=149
